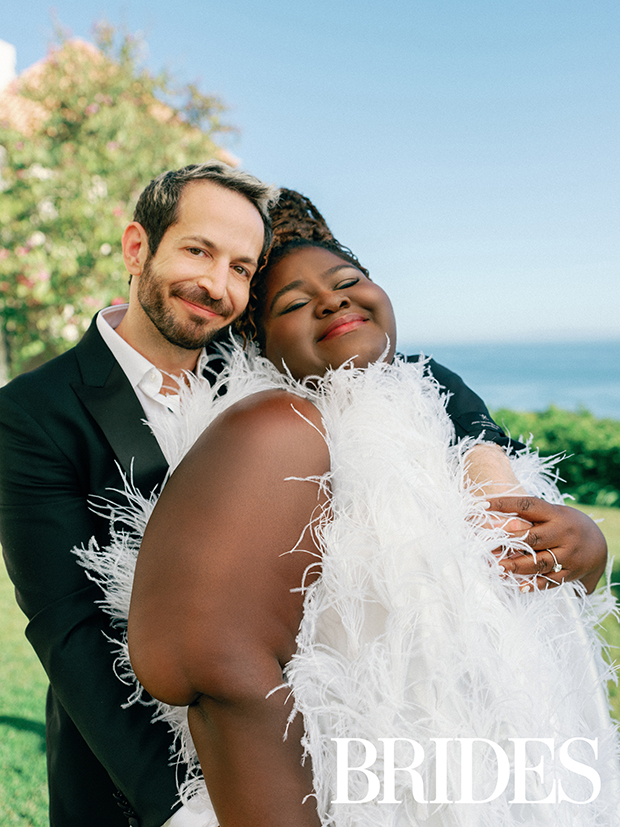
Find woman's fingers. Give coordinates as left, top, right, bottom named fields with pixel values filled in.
left=487, top=496, right=608, bottom=595
left=485, top=514, right=532, bottom=534
left=487, top=496, right=556, bottom=539
left=498, top=549, right=566, bottom=591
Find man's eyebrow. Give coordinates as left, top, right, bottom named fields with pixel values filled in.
left=181, top=234, right=215, bottom=249
left=180, top=236, right=258, bottom=268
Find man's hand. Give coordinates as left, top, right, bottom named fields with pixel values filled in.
left=488, top=496, right=608, bottom=595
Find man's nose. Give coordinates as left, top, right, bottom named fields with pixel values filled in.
left=196, top=261, right=229, bottom=300
left=316, top=293, right=351, bottom=317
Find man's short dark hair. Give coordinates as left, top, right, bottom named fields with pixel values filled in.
left=133, top=161, right=279, bottom=264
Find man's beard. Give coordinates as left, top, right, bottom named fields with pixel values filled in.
left=137, top=256, right=235, bottom=350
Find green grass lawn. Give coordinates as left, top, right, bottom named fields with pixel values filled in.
left=0, top=564, right=48, bottom=826
left=574, top=503, right=620, bottom=717
left=1, top=505, right=620, bottom=824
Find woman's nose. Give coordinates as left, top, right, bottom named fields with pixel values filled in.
left=316, top=293, right=351, bottom=317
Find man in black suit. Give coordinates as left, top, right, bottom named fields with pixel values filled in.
left=0, top=162, right=277, bottom=827
left=0, top=162, right=607, bottom=827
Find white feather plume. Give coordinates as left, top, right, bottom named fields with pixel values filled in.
left=73, top=343, right=620, bottom=825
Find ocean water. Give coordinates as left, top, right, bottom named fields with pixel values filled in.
left=401, top=340, right=620, bottom=420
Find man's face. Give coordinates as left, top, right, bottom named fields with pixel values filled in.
left=137, top=180, right=265, bottom=350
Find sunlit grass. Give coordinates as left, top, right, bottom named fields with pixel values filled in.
left=574, top=504, right=620, bottom=720
left=0, top=562, right=48, bottom=826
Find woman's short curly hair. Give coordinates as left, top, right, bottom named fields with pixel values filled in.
left=237, top=188, right=369, bottom=349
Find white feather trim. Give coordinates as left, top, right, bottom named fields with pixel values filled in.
left=73, top=344, right=620, bottom=825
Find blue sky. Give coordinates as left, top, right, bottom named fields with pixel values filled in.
left=2, top=0, right=619, bottom=346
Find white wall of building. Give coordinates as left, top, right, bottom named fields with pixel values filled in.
left=0, top=40, right=17, bottom=93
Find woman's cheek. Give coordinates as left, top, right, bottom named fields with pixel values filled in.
left=265, top=319, right=297, bottom=368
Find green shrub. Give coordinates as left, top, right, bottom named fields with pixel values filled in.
left=493, top=406, right=620, bottom=507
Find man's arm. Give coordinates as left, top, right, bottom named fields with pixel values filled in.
left=129, top=390, right=330, bottom=827
left=420, top=357, right=525, bottom=449
left=0, top=389, right=182, bottom=827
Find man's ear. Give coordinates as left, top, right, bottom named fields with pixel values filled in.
left=122, top=222, right=150, bottom=277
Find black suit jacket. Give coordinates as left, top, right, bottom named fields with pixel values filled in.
left=0, top=318, right=514, bottom=827
left=0, top=318, right=179, bottom=827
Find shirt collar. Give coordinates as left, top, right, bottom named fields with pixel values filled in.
left=96, top=305, right=210, bottom=393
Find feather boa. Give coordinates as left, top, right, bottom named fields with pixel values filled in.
left=75, top=344, right=620, bottom=825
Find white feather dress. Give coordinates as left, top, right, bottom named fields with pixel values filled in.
left=75, top=345, right=620, bottom=826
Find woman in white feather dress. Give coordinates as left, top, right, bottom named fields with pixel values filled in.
left=78, top=191, right=619, bottom=826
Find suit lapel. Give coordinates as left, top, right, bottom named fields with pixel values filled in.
left=71, top=318, right=168, bottom=488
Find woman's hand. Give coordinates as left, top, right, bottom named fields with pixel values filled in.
left=488, top=497, right=608, bottom=594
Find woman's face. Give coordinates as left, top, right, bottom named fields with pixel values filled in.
left=262, top=246, right=397, bottom=381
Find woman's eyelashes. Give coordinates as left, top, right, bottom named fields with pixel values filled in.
left=279, top=277, right=361, bottom=315
left=281, top=299, right=309, bottom=314
left=337, top=277, right=359, bottom=289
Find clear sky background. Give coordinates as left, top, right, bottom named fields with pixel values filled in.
left=2, top=0, right=619, bottom=348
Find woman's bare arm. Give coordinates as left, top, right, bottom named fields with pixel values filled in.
left=464, top=443, right=528, bottom=500
left=128, top=389, right=329, bottom=827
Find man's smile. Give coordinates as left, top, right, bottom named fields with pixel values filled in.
left=176, top=295, right=222, bottom=319
left=171, top=288, right=233, bottom=321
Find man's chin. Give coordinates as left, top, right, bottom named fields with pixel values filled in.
left=141, top=299, right=234, bottom=351
left=162, top=319, right=232, bottom=351
left=163, top=329, right=220, bottom=351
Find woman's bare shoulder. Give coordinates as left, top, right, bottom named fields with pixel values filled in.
left=173, top=390, right=328, bottom=485
left=221, top=389, right=323, bottom=430
left=191, top=389, right=324, bottom=456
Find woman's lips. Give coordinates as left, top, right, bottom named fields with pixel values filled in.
left=318, top=314, right=368, bottom=341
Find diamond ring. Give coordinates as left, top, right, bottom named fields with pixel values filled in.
left=547, top=549, right=562, bottom=573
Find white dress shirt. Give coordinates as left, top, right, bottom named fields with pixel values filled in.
left=162, top=805, right=213, bottom=827
left=98, top=305, right=214, bottom=825
left=97, top=304, right=210, bottom=435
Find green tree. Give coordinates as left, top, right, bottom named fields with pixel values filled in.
left=0, top=22, right=230, bottom=378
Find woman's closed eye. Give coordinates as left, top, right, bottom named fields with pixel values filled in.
left=279, top=278, right=360, bottom=315
left=335, top=277, right=359, bottom=289
left=280, top=297, right=310, bottom=315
